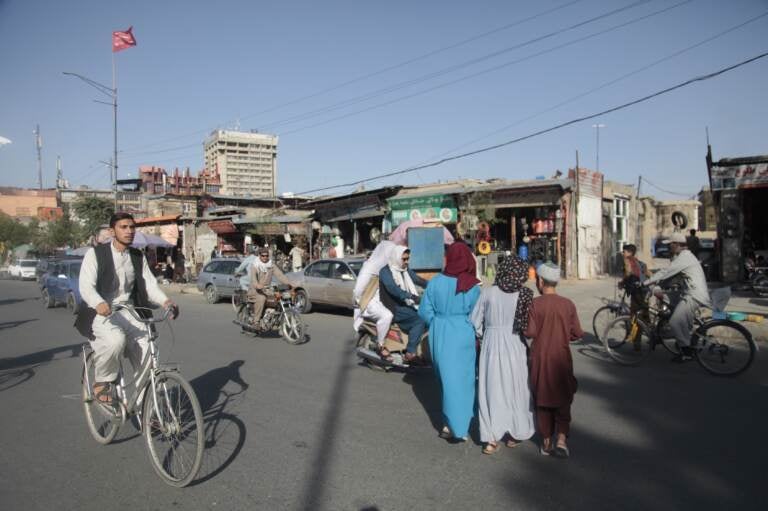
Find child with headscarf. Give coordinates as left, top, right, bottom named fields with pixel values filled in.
left=378, top=246, right=429, bottom=363
left=471, top=255, right=535, bottom=454
left=419, top=242, right=481, bottom=442
left=525, top=262, right=584, bottom=458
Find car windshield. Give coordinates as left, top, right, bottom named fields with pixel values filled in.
left=347, top=261, right=363, bottom=275
left=21, top=261, right=38, bottom=267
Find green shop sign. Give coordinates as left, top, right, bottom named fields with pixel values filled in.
left=388, top=194, right=457, bottom=226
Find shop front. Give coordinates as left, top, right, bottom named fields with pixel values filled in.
left=709, top=153, right=768, bottom=281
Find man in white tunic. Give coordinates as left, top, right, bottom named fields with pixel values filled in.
left=644, top=232, right=711, bottom=362
left=77, top=213, right=177, bottom=406
left=352, top=241, right=396, bottom=352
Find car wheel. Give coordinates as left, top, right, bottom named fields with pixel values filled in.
left=66, top=293, right=77, bottom=314
left=41, top=289, right=55, bottom=309
left=294, top=289, right=312, bottom=313
left=204, top=284, right=220, bottom=304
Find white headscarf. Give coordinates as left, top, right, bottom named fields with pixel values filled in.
left=353, top=240, right=396, bottom=300
left=388, top=245, right=417, bottom=296
left=252, top=251, right=273, bottom=276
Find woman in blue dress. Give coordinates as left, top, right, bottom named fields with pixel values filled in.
left=419, top=242, right=481, bottom=442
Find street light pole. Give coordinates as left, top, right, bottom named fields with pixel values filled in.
left=63, top=71, right=118, bottom=208
left=592, top=123, right=606, bottom=172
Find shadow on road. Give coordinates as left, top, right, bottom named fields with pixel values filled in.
left=0, top=297, right=39, bottom=307
left=189, top=360, right=249, bottom=486
left=0, top=342, right=81, bottom=392
left=499, top=349, right=767, bottom=510
left=0, top=318, right=38, bottom=331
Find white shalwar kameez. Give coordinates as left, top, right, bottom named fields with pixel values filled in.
left=472, top=286, right=535, bottom=443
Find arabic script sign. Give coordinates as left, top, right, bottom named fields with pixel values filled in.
left=711, top=162, right=768, bottom=190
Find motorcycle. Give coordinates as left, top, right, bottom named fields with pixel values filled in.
left=233, top=286, right=307, bottom=344
left=744, top=257, right=768, bottom=297
left=356, top=320, right=430, bottom=371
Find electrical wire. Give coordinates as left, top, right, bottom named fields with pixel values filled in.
left=640, top=177, right=696, bottom=197
left=118, top=0, right=587, bottom=155
left=419, top=9, right=768, bottom=163
left=297, top=51, right=768, bottom=194
left=278, top=0, right=693, bottom=137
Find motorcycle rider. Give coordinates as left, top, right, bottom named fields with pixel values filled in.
left=643, top=232, right=711, bottom=362
left=379, top=246, right=428, bottom=364
left=247, top=246, right=296, bottom=329
left=353, top=241, right=396, bottom=359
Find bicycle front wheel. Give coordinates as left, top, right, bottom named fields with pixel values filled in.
left=82, top=352, right=121, bottom=445
left=280, top=310, right=306, bottom=345
left=693, top=320, right=756, bottom=377
left=143, top=371, right=204, bottom=487
left=602, top=316, right=653, bottom=365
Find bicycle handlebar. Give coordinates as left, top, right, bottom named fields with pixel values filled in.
left=111, top=303, right=174, bottom=323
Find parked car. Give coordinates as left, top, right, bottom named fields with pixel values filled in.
left=285, top=257, right=365, bottom=313
left=197, top=257, right=243, bottom=304
left=9, top=258, right=39, bottom=280
left=41, top=259, right=83, bottom=312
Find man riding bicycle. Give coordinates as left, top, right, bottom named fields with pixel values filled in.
left=75, top=213, right=178, bottom=407
left=643, top=232, right=710, bottom=362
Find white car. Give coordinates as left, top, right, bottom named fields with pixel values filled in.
left=9, top=259, right=39, bottom=280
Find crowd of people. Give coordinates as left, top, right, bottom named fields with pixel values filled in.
left=354, top=239, right=584, bottom=458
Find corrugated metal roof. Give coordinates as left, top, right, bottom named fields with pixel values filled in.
left=389, top=178, right=571, bottom=200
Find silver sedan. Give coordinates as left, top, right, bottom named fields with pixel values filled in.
left=285, top=258, right=364, bottom=313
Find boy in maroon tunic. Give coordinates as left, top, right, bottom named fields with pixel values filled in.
left=524, top=262, right=584, bottom=458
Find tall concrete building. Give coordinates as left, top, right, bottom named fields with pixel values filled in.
left=203, top=130, right=278, bottom=197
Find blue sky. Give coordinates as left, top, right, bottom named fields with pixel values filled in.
left=1, top=0, right=766, bottom=199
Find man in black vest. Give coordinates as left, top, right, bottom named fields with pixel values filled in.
left=76, top=212, right=178, bottom=406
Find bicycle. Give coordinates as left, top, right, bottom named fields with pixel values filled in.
left=592, top=288, right=631, bottom=343
left=81, top=304, right=204, bottom=487
left=602, top=285, right=757, bottom=376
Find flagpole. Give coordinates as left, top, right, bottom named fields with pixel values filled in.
left=112, top=51, right=118, bottom=210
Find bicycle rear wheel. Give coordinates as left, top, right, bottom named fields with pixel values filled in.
left=602, top=316, right=653, bottom=365
left=693, top=320, right=756, bottom=377
left=280, top=310, right=306, bottom=344
left=82, top=352, right=121, bottom=444
left=143, top=371, right=204, bottom=487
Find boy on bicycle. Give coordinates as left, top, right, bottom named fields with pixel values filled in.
left=75, top=213, right=178, bottom=407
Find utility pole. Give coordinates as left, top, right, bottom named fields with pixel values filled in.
left=34, top=125, right=43, bottom=190
left=592, top=124, right=605, bottom=172
left=573, top=150, right=580, bottom=279
left=56, top=156, right=63, bottom=190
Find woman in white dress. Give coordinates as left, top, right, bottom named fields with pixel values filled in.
left=472, top=255, right=535, bottom=454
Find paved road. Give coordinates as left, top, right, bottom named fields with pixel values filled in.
left=0, top=278, right=764, bottom=510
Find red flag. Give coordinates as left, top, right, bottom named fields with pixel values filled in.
left=112, top=26, right=136, bottom=53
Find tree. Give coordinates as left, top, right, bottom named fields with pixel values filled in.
left=73, top=196, right=114, bottom=239
left=33, top=216, right=84, bottom=254
left=0, top=212, right=32, bottom=262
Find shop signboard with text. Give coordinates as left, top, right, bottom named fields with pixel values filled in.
left=388, top=194, right=457, bottom=226
left=711, top=162, right=768, bottom=190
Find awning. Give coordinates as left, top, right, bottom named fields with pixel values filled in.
left=134, top=214, right=180, bottom=225
left=207, top=219, right=238, bottom=234
left=323, top=207, right=387, bottom=223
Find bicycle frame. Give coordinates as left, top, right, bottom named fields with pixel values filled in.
left=82, top=305, right=176, bottom=428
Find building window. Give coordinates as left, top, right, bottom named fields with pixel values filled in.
left=613, top=196, right=629, bottom=253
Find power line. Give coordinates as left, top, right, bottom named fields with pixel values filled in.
left=256, top=0, right=654, bottom=132
left=640, top=177, right=695, bottom=197
left=297, top=51, right=768, bottom=195
left=118, top=0, right=587, bottom=155
left=279, top=0, right=693, bottom=137
left=419, top=9, right=768, bottom=163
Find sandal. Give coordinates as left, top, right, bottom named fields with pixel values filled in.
left=93, top=382, right=116, bottom=407
left=482, top=442, right=500, bottom=455
left=403, top=352, right=420, bottom=365
left=438, top=426, right=452, bottom=440
left=505, top=438, right=522, bottom=449
left=376, top=345, right=393, bottom=362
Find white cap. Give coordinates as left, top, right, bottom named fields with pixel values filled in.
left=537, top=262, right=561, bottom=282
left=663, top=232, right=686, bottom=244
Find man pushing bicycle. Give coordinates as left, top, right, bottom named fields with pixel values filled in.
left=75, top=212, right=178, bottom=408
